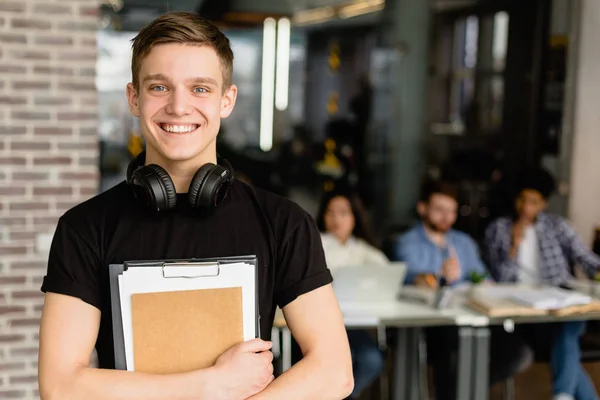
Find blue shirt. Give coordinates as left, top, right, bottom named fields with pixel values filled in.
left=396, top=223, right=487, bottom=284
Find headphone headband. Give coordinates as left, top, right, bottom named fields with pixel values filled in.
left=126, top=151, right=234, bottom=213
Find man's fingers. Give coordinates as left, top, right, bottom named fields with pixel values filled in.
left=241, top=338, right=273, bottom=353
left=260, top=350, right=274, bottom=363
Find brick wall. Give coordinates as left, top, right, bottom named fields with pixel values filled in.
left=0, top=1, right=100, bottom=398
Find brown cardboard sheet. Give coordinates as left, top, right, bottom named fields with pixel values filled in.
left=466, top=295, right=548, bottom=318
left=130, top=286, right=243, bottom=374
left=549, top=300, right=600, bottom=316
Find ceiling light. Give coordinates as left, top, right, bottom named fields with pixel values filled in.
left=292, top=6, right=335, bottom=26
left=338, top=0, right=385, bottom=19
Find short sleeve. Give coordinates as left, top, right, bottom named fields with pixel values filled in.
left=274, top=213, right=333, bottom=308
left=40, top=217, right=103, bottom=310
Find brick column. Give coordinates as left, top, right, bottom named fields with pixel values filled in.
left=0, top=1, right=100, bottom=398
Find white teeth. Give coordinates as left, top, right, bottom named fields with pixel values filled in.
left=160, top=124, right=198, bottom=133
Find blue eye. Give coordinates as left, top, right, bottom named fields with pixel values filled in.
left=151, top=85, right=167, bottom=92
left=194, top=87, right=207, bottom=93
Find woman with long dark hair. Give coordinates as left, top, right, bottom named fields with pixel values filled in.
left=316, top=189, right=388, bottom=269
left=316, top=188, right=387, bottom=398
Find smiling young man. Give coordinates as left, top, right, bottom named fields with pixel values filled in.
left=38, top=12, right=353, bottom=400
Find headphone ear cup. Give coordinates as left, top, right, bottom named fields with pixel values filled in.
left=126, top=151, right=146, bottom=185
left=188, top=164, right=215, bottom=208
left=131, top=164, right=177, bottom=212
left=188, top=164, right=232, bottom=210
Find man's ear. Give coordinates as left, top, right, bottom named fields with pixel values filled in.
left=126, top=82, right=140, bottom=117
left=220, top=84, right=238, bottom=119
left=416, top=201, right=427, bottom=217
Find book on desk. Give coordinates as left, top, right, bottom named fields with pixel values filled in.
left=466, top=284, right=600, bottom=318
left=109, top=256, right=259, bottom=374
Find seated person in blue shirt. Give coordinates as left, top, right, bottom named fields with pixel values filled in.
left=397, top=179, right=531, bottom=400
left=484, top=167, right=600, bottom=400
left=399, top=183, right=486, bottom=286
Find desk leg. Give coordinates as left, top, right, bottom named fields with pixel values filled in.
left=271, top=327, right=281, bottom=358
left=281, top=327, right=292, bottom=372
left=392, top=328, right=408, bottom=400
left=377, top=325, right=389, bottom=400
left=271, top=327, right=282, bottom=376
left=408, top=329, right=420, bottom=400
left=457, top=327, right=473, bottom=400
left=392, top=328, right=419, bottom=400
left=417, top=328, right=429, bottom=400
left=472, top=327, right=490, bottom=400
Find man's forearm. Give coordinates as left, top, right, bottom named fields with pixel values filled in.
left=41, top=365, right=215, bottom=400
left=247, top=354, right=353, bottom=400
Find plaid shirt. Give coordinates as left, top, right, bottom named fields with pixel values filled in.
left=483, top=213, right=600, bottom=285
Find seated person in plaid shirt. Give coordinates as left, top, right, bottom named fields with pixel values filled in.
left=397, top=180, right=531, bottom=400
left=484, top=167, right=600, bottom=400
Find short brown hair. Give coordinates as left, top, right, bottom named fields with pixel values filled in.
left=130, top=12, right=234, bottom=92
left=419, top=179, right=459, bottom=203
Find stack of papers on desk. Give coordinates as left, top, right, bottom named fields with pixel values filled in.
left=467, top=286, right=548, bottom=317
left=509, top=287, right=591, bottom=310
left=466, top=284, right=600, bottom=317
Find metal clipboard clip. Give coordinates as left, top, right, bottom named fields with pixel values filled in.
left=161, top=261, right=221, bottom=279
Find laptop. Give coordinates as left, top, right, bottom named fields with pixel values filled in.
left=331, top=262, right=407, bottom=302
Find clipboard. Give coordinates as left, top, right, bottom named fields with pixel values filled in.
left=109, top=255, right=260, bottom=374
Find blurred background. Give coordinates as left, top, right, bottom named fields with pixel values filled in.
left=93, top=0, right=586, bottom=243
left=3, top=0, right=600, bottom=398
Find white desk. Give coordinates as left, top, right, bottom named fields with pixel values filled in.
left=453, top=281, right=600, bottom=400
left=274, top=295, right=488, bottom=400
left=273, top=282, right=600, bottom=400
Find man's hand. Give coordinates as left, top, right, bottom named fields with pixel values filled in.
left=246, top=285, right=353, bottom=400
left=509, top=220, right=529, bottom=258
left=441, top=248, right=461, bottom=283
left=414, top=274, right=439, bottom=289
left=209, top=338, right=274, bottom=400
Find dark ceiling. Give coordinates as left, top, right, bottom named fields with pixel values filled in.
left=100, top=0, right=496, bottom=32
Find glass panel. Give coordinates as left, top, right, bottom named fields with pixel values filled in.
left=492, top=11, right=509, bottom=71
left=219, top=28, right=263, bottom=150
left=489, top=75, right=504, bottom=130
left=464, top=15, right=479, bottom=69
left=475, top=75, right=504, bottom=134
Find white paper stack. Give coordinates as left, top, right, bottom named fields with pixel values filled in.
left=118, top=261, right=256, bottom=371
left=509, top=287, right=591, bottom=310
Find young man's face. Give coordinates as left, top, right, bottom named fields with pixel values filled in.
left=417, top=193, right=458, bottom=233
left=126, top=43, right=237, bottom=165
left=515, top=189, right=546, bottom=222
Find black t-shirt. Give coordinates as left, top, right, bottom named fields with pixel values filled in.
left=41, top=179, right=332, bottom=369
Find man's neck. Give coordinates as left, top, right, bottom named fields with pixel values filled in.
left=423, top=224, right=447, bottom=247
left=145, top=147, right=217, bottom=193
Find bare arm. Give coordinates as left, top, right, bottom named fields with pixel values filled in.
left=248, top=285, right=354, bottom=400
left=38, top=292, right=219, bottom=400
left=39, top=293, right=276, bottom=400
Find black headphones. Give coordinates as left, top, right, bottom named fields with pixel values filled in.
left=126, top=151, right=234, bottom=213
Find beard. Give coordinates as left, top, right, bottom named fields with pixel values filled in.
left=423, top=218, right=451, bottom=233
